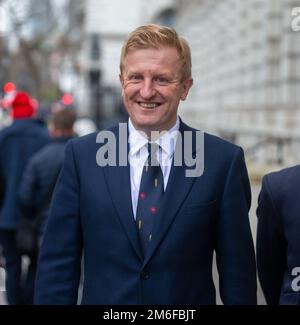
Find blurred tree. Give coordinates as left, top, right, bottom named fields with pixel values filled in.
left=0, top=0, right=83, bottom=103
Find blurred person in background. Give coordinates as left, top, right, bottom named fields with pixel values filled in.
left=15, top=108, right=76, bottom=305
left=35, top=24, right=256, bottom=305
left=0, top=170, right=4, bottom=269
left=0, top=91, right=49, bottom=304
left=0, top=168, right=4, bottom=207
left=19, top=108, right=76, bottom=237
left=257, top=166, right=300, bottom=305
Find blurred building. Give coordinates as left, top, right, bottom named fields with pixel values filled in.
left=48, top=0, right=85, bottom=107
left=75, top=0, right=300, bottom=165
left=3, top=0, right=298, bottom=166
left=175, top=0, right=300, bottom=167
left=77, top=0, right=175, bottom=127
left=26, top=0, right=53, bottom=38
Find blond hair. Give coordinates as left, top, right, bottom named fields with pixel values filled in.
left=120, top=24, right=192, bottom=80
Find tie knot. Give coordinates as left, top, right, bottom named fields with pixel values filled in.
left=147, top=142, right=159, bottom=166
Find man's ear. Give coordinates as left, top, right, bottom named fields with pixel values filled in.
left=180, top=77, right=193, bottom=101
left=119, top=74, right=124, bottom=96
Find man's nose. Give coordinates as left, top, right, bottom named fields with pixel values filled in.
left=140, top=80, right=156, bottom=99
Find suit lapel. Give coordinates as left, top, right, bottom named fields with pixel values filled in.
left=102, top=125, right=143, bottom=262
left=142, top=121, right=200, bottom=267
left=100, top=121, right=202, bottom=266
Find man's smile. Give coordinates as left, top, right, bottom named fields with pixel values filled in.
left=137, top=102, right=162, bottom=109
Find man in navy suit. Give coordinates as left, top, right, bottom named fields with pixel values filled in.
left=257, top=165, right=300, bottom=305
left=35, top=24, right=257, bottom=304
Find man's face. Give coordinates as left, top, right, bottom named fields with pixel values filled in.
left=120, top=47, right=193, bottom=135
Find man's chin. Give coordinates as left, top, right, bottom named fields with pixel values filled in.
left=135, top=122, right=162, bottom=132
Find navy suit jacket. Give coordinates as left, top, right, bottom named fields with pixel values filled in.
left=257, top=165, right=300, bottom=305
left=35, top=120, right=256, bottom=304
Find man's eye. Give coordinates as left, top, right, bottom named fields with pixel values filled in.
left=129, top=75, right=142, bottom=81
left=155, top=77, right=168, bottom=85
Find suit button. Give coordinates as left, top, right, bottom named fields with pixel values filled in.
left=140, top=271, right=149, bottom=280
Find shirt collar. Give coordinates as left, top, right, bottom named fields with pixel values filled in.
left=128, top=119, right=148, bottom=156
left=128, top=117, right=180, bottom=159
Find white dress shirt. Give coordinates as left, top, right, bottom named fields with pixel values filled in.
left=128, top=117, right=180, bottom=219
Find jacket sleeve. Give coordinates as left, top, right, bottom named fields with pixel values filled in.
left=34, top=140, right=82, bottom=304
left=0, top=166, right=4, bottom=207
left=216, top=147, right=257, bottom=304
left=256, top=175, right=286, bottom=305
left=18, top=158, right=37, bottom=219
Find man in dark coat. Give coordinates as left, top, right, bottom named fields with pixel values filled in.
left=19, top=108, right=76, bottom=236
left=257, top=165, right=300, bottom=305
left=0, top=91, right=49, bottom=304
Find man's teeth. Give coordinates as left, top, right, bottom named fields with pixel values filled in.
left=140, top=103, right=159, bottom=108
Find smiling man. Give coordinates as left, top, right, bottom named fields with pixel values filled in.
left=120, top=45, right=192, bottom=136
left=34, top=24, right=257, bottom=305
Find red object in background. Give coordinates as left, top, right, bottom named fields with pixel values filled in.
left=61, top=93, right=74, bottom=106
left=30, top=98, right=38, bottom=111
left=4, top=82, right=16, bottom=93
left=11, top=91, right=35, bottom=119
left=1, top=98, right=11, bottom=109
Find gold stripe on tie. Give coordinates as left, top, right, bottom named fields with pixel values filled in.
left=154, top=178, right=158, bottom=187
left=138, top=220, right=142, bottom=230
left=149, top=234, right=152, bottom=241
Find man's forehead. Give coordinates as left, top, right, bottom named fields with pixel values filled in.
left=124, top=47, right=180, bottom=61
left=124, top=68, right=177, bottom=77
left=123, top=48, right=180, bottom=69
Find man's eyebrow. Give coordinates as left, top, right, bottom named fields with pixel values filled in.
left=125, top=71, right=141, bottom=76
left=155, top=73, right=170, bottom=77
left=124, top=71, right=178, bottom=79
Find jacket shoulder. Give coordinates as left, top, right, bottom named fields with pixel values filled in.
left=70, top=125, right=120, bottom=150
left=0, top=123, right=15, bottom=139
left=204, top=132, right=241, bottom=153
left=181, top=120, right=242, bottom=155
left=69, top=132, right=98, bottom=151
left=30, top=141, right=66, bottom=166
left=0, top=119, right=48, bottom=136
left=263, top=164, right=300, bottom=191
